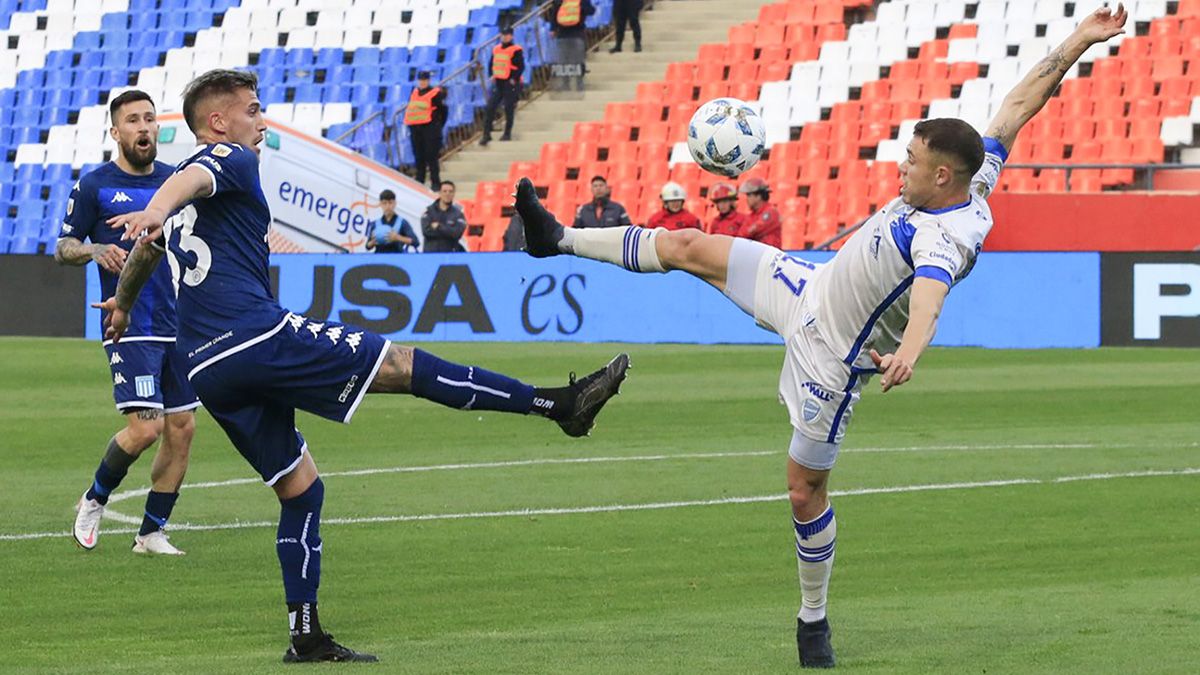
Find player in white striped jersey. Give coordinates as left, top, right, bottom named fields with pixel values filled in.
left=515, top=4, right=1127, bottom=668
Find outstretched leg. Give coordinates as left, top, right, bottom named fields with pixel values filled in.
left=515, top=177, right=735, bottom=290
left=368, top=344, right=629, bottom=438
left=788, top=434, right=838, bottom=669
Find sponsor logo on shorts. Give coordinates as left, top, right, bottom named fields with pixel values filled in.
left=802, top=381, right=834, bottom=402
left=802, top=399, right=822, bottom=423
left=109, top=351, right=123, bottom=365
left=135, top=375, right=155, bottom=398
left=188, top=330, right=233, bottom=358
left=338, top=374, right=360, bottom=403
left=345, top=332, right=363, bottom=353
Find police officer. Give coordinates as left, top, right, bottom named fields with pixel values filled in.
left=738, top=177, right=782, bottom=248
left=404, top=70, right=446, bottom=189
left=550, top=0, right=595, bottom=91
left=609, top=0, right=643, bottom=53
left=573, top=175, right=632, bottom=229
left=480, top=27, right=524, bottom=146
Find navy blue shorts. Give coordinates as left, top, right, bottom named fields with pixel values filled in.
left=188, top=313, right=390, bottom=486
left=103, top=339, right=200, bottom=414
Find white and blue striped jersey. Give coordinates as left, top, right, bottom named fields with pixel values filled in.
left=809, top=138, right=1008, bottom=371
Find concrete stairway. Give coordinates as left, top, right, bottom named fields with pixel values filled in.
left=445, top=0, right=778, bottom=199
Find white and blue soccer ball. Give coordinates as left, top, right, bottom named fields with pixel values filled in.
left=686, top=98, right=766, bottom=178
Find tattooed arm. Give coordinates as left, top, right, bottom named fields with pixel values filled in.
left=92, top=241, right=165, bottom=343
left=986, top=3, right=1127, bottom=152
left=54, top=237, right=128, bottom=273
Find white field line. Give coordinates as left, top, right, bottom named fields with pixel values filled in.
left=4, top=465, right=1198, bottom=542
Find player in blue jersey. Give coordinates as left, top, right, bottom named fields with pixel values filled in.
left=515, top=6, right=1128, bottom=668
left=55, top=90, right=198, bottom=556
left=96, top=69, right=629, bottom=663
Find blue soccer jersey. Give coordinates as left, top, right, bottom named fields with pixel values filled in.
left=166, top=143, right=287, bottom=368
left=60, top=161, right=179, bottom=340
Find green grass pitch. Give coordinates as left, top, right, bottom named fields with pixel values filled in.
left=2, top=338, right=1198, bottom=674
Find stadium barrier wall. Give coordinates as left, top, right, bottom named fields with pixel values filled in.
left=76, top=251, right=1104, bottom=348
left=987, top=193, right=1200, bottom=251
left=1, top=255, right=86, bottom=337
left=1101, top=253, right=1200, bottom=347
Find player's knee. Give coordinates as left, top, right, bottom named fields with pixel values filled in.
left=656, top=228, right=703, bottom=267
left=165, top=413, right=196, bottom=449
left=125, top=414, right=165, bottom=450
left=787, top=470, right=828, bottom=519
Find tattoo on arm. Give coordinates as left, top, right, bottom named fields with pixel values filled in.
left=136, top=409, right=163, bottom=421
left=1035, top=46, right=1069, bottom=78
left=54, top=238, right=97, bottom=266
left=114, top=242, right=165, bottom=311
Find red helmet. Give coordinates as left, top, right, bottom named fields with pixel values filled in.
left=739, top=177, right=770, bottom=196
left=709, top=182, right=737, bottom=202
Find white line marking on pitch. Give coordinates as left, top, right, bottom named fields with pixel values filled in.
left=4, top=465, right=1197, bottom=542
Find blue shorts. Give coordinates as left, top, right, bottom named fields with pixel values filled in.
left=103, top=338, right=200, bottom=414
left=188, top=313, right=390, bottom=486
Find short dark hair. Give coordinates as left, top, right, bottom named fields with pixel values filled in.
left=182, top=69, right=259, bottom=134
left=440, top=180, right=456, bottom=189
left=109, top=90, right=155, bottom=123
left=590, top=175, right=607, bottom=184
left=379, top=189, right=396, bottom=201
left=912, top=118, right=984, bottom=182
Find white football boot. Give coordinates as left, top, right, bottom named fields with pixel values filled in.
left=132, top=530, right=186, bottom=556
left=73, top=492, right=105, bottom=550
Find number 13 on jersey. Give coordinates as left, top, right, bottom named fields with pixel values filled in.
left=164, top=205, right=211, bottom=289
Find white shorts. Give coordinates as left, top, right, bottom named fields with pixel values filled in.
left=725, top=240, right=866, bottom=455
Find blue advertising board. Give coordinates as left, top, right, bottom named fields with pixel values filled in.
left=86, top=251, right=1101, bottom=348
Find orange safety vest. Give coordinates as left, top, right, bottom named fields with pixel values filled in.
left=556, top=0, right=582, bottom=27
left=491, top=44, right=522, bottom=80
left=404, top=86, right=441, bottom=126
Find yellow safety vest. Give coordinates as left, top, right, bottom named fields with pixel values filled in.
left=556, top=0, right=582, bottom=27
left=404, top=87, right=441, bottom=126
left=492, top=44, right=522, bottom=80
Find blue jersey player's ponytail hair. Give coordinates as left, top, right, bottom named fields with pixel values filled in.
left=182, top=69, right=260, bottom=135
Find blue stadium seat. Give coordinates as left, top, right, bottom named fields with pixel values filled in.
left=286, top=48, right=314, bottom=67
left=316, top=48, right=343, bottom=67
left=14, top=107, right=39, bottom=126
left=351, top=65, right=379, bottom=83
left=353, top=48, right=380, bottom=65
left=75, top=31, right=101, bottom=50
left=258, top=86, right=287, bottom=105
left=78, top=51, right=103, bottom=69
left=410, top=46, right=440, bottom=65
left=14, top=218, right=41, bottom=239
left=294, top=83, right=322, bottom=102
left=382, top=47, right=409, bottom=65
left=0, top=234, right=12, bottom=254
left=260, top=48, right=286, bottom=67
left=100, top=13, right=128, bottom=31
left=285, top=68, right=315, bottom=84
left=102, top=50, right=130, bottom=69
left=45, top=165, right=71, bottom=184
left=9, top=237, right=40, bottom=254
left=131, top=51, right=159, bottom=70
left=130, top=12, right=157, bottom=32
left=348, top=83, right=377, bottom=105
left=46, top=69, right=72, bottom=89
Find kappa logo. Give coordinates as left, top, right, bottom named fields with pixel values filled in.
left=109, top=351, right=123, bottom=365
left=305, top=322, right=325, bottom=338
left=286, top=313, right=307, bottom=332
left=113, top=372, right=127, bottom=385
left=325, top=325, right=344, bottom=345
left=110, top=191, right=133, bottom=204
left=345, top=332, right=363, bottom=353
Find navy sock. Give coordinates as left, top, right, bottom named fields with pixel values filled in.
left=85, top=437, right=137, bottom=505
left=139, top=490, right=179, bottom=536
left=410, top=349, right=535, bottom=414
left=277, top=478, right=324, bottom=608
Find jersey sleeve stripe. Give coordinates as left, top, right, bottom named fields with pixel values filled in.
left=914, top=265, right=953, bottom=288
left=983, top=136, right=1009, bottom=163
left=189, top=163, right=218, bottom=198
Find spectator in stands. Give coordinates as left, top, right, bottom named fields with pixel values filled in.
left=504, top=213, right=527, bottom=252
left=646, top=182, right=701, bottom=230
left=609, top=0, right=643, bottom=53
left=550, top=0, right=596, bottom=91
left=573, top=175, right=632, bottom=229
left=738, top=177, right=782, bottom=248
left=481, top=27, right=524, bottom=146
left=706, top=182, right=745, bottom=236
left=421, top=180, right=467, bottom=252
left=405, top=70, right=446, bottom=189
left=366, top=189, right=418, bottom=253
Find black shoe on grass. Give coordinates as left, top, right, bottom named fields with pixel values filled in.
left=797, top=618, right=835, bottom=668
left=283, top=634, right=379, bottom=663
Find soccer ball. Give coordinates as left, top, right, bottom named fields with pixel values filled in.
left=686, top=98, right=766, bottom=178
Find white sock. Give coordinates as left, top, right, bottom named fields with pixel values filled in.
left=559, top=226, right=666, bottom=273
left=795, top=504, right=836, bottom=624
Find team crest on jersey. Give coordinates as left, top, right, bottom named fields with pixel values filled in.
left=211, top=144, right=233, bottom=158
left=66, top=198, right=74, bottom=216
left=62, top=223, right=74, bottom=234
left=135, top=375, right=155, bottom=398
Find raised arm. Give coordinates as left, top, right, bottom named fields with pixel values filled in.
left=986, top=3, right=1127, bottom=151
left=869, top=277, right=949, bottom=393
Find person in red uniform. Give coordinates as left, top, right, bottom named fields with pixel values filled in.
left=737, top=177, right=783, bottom=248
left=706, top=181, right=744, bottom=237
left=645, top=182, right=701, bottom=230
